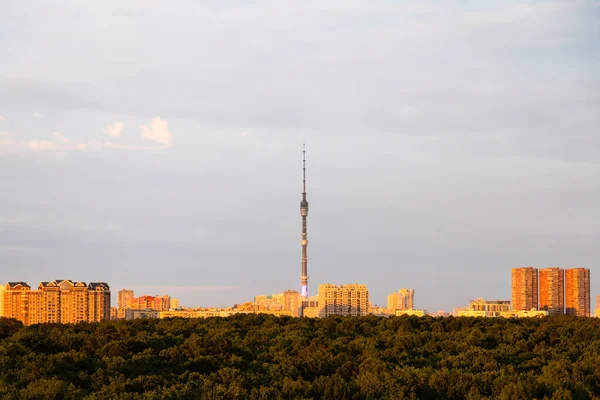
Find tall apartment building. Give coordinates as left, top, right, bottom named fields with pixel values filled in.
left=511, top=267, right=538, bottom=311
left=118, top=289, right=135, bottom=309
left=539, top=267, right=565, bottom=315
left=595, top=295, right=600, bottom=318
left=565, top=268, right=590, bottom=317
left=0, top=280, right=110, bottom=325
left=169, top=297, right=181, bottom=310
left=282, top=290, right=301, bottom=317
left=1, top=282, right=31, bottom=325
left=387, top=288, right=414, bottom=312
left=317, top=283, right=369, bottom=317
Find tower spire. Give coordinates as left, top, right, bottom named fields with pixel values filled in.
left=300, top=143, right=309, bottom=297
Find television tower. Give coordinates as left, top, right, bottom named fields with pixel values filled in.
left=300, top=143, right=309, bottom=297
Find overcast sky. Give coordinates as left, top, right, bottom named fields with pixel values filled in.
left=0, top=1, right=598, bottom=311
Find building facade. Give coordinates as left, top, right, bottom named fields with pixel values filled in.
left=118, top=289, right=135, bottom=309
left=511, top=267, right=539, bottom=311
left=565, top=268, right=590, bottom=317
left=387, top=288, right=414, bottom=313
left=0, top=280, right=110, bottom=325
left=317, top=283, right=370, bottom=317
left=468, top=298, right=511, bottom=317
left=539, top=267, right=564, bottom=315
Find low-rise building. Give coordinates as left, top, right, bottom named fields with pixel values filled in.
left=395, top=309, right=427, bottom=317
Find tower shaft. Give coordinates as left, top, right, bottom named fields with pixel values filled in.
left=300, top=144, right=309, bottom=297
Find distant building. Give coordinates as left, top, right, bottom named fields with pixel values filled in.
left=169, top=297, right=181, bottom=310
left=0, top=280, right=110, bottom=325
left=387, top=288, right=414, bottom=313
left=395, top=309, right=426, bottom=317
left=512, top=267, right=539, bottom=311
left=118, top=289, right=135, bottom=309
left=1, top=282, right=31, bottom=325
left=458, top=310, right=487, bottom=317
left=128, top=294, right=170, bottom=311
left=539, top=267, right=565, bottom=315
left=300, top=296, right=319, bottom=317
left=452, top=307, right=468, bottom=317
left=282, top=290, right=301, bottom=317
left=317, top=283, right=369, bottom=317
left=565, top=268, right=590, bottom=316
left=468, top=298, right=511, bottom=317
left=253, top=290, right=301, bottom=317
left=428, top=310, right=450, bottom=317
left=500, top=310, right=548, bottom=318
left=125, top=307, right=292, bottom=320
left=595, top=295, right=600, bottom=318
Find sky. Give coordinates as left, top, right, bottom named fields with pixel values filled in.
left=0, top=1, right=599, bottom=311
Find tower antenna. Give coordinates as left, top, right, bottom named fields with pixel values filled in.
left=300, top=143, right=309, bottom=297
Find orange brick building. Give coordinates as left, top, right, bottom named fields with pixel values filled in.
left=539, top=267, right=564, bottom=315
left=511, top=267, right=538, bottom=311
left=565, top=268, right=590, bottom=317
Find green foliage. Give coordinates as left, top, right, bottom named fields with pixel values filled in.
left=0, top=315, right=599, bottom=399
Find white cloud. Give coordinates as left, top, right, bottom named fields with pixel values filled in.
left=103, top=121, right=124, bottom=138
left=53, top=132, right=69, bottom=143
left=0, top=132, right=14, bottom=148
left=140, top=117, right=172, bottom=146
left=27, top=140, right=59, bottom=152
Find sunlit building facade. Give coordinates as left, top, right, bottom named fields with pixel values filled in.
left=565, top=268, right=590, bottom=317
left=317, top=283, right=370, bottom=317
left=118, top=289, right=135, bottom=309
left=469, top=298, right=511, bottom=317
left=539, top=267, right=564, bottom=315
left=387, top=288, right=414, bottom=313
left=511, top=267, right=538, bottom=311
left=0, top=280, right=110, bottom=325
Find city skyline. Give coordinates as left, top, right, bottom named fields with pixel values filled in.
left=0, top=1, right=598, bottom=312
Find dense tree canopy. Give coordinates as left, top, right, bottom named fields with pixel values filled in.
left=0, top=315, right=599, bottom=399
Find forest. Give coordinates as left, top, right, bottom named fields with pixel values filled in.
left=1, top=315, right=599, bottom=399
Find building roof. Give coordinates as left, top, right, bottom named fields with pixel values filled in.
left=88, top=282, right=110, bottom=290
left=6, top=281, right=30, bottom=289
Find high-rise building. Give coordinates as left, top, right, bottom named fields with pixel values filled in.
left=1, top=280, right=110, bottom=325
left=169, top=297, right=181, bottom=310
left=565, top=268, right=590, bottom=317
left=595, top=295, right=600, bottom=318
left=539, top=267, right=565, bottom=315
left=88, top=282, right=111, bottom=322
left=118, top=289, right=135, bottom=309
left=1, top=282, right=31, bottom=325
left=282, top=290, right=301, bottom=317
left=300, top=144, right=310, bottom=297
left=387, top=288, right=414, bottom=312
left=511, top=267, right=539, bottom=311
left=317, top=283, right=369, bottom=317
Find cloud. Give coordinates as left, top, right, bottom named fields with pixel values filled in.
left=33, top=112, right=43, bottom=118
left=53, top=132, right=69, bottom=143
left=0, top=132, right=14, bottom=148
left=103, top=121, right=124, bottom=138
left=140, top=117, right=172, bottom=146
left=27, top=140, right=59, bottom=152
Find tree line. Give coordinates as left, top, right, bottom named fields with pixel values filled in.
left=1, top=315, right=599, bottom=399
